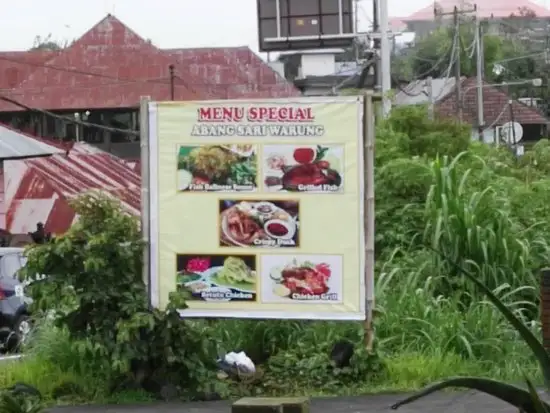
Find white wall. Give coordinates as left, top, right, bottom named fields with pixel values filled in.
left=300, top=54, right=336, bottom=77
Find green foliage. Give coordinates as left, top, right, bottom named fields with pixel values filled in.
left=21, top=194, right=217, bottom=397
left=0, top=391, right=43, bottom=413
left=9, top=104, right=550, bottom=406
left=393, top=22, right=545, bottom=83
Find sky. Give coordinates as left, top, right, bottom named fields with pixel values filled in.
left=0, top=0, right=429, bottom=53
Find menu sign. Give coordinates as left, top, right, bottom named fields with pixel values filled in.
left=148, top=97, right=366, bottom=320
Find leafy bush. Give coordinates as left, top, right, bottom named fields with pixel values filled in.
left=21, top=194, right=218, bottom=399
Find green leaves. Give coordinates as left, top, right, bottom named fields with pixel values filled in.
left=391, top=377, right=550, bottom=412
left=20, top=193, right=216, bottom=397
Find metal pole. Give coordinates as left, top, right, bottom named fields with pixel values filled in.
left=364, top=92, right=376, bottom=351
left=275, top=0, right=282, bottom=38
left=354, top=0, right=359, bottom=62
left=475, top=17, right=484, bottom=140
left=453, top=7, right=462, bottom=121
left=372, top=0, right=380, bottom=91
left=379, top=0, right=391, bottom=116
left=74, top=113, right=80, bottom=142
left=338, top=0, right=344, bottom=34
left=427, top=76, right=434, bottom=119
left=509, top=100, right=516, bottom=144
left=140, top=96, right=151, bottom=293
left=169, top=65, right=175, bottom=101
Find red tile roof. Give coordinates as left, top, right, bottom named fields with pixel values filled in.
left=3, top=143, right=140, bottom=234
left=404, top=0, right=550, bottom=21
left=436, top=77, right=549, bottom=125
left=0, top=15, right=299, bottom=112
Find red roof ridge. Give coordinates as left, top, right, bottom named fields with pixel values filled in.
left=70, top=14, right=153, bottom=49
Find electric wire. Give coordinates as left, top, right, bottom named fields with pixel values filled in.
left=0, top=94, right=139, bottom=136
left=393, top=20, right=460, bottom=98
left=0, top=55, right=183, bottom=88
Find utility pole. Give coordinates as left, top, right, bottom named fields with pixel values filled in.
left=379, top=0, right=391, bottom=116
left=426, top=76, right=434, bottom=119
left=169, top=64, right=175, bottom=101
left=372, top=0, right=380, bottom=92
left=435, top=5, right=476, bottom=122
left=475, top=16, right=484, bottom=140
left=453, top=6, right=462, bottom=121
left=354, top=0, right=360, bottom=62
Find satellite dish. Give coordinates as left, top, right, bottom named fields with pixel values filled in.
left=500, top=121, right=523, bottom=144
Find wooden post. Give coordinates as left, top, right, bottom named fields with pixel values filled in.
left=364, top=91, right=376, bottom=351
left=541, top=268, right=550, bottom=350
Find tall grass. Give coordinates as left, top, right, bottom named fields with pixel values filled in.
left=0, top=151, right=546, bottom=401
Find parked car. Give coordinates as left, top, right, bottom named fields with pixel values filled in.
left=0, top=247, right=31, bottom=351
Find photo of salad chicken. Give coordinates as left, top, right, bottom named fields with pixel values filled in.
left=177, top=144, right=257, bottom=192
left=176, top=254, right=257, bottom=302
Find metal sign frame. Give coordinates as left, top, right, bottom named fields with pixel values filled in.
left=257, top=0, right=356, bottom=52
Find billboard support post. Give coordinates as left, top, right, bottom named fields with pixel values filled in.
left=363, top=91, right=377, bottom=351
left=140, top=96, right=151, bottom=298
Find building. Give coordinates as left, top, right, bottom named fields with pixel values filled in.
left=0, top=14, right=300, bottom=159
left=1, top=141, right=140, bottom=235
left=394, top=77, right=549, bottom=142
left=394, top=0, right=550, bottom=38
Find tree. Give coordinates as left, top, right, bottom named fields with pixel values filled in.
left=30, top=34, right=67, bottom=51
left=392, top=20, right=545, bottom=84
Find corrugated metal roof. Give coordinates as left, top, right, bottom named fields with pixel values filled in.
left=393, top=77, right=458, bottom=106
left=0, top=15, right=299, bottom=111
left=0, top=123, right=65, bottom=160
left=166, top=47, right=300, bottom=99
left=405, top=0, right=550, bottom=21
left=437, top=77, right=549, bottom=125
left=3, top=143, right=140, bottom=234
left=0, top=50, right=59, bottom=89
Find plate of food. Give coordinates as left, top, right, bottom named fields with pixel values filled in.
left=177, top=145, right=257, bottom=191
left=177, top=256, right=257, bottom=299
left=219, top=200, right=300, bottom=248
left=220, top=144, right=255, bottom=158
left=263, top=145, right=344, bottom=192
left=209, top=256, right=256, bottom=293
left=268, top=258, right=338, bottom=300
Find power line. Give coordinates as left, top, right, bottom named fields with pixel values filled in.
left=0, top=55, right=185, bottom=89
left=393, top=20, right=460, bottom=98
left=0, top=94, right=139, bottom=136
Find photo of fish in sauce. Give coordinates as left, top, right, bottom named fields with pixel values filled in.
left=263, top=145, right=344, bottom=193
left=219, top=200, right=300, bottom=248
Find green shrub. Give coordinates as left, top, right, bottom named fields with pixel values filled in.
left=21, top=194, right=218, bottom=399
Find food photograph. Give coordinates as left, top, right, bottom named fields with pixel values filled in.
left=263, top=145, right=344, bottom=193
left=260, top=255, right=343, bottom=303
left=177, top=144, right=257, bottom=192
left=176, top=254, right=257, bottom=302
left=219, top=200, right=300, bottom=248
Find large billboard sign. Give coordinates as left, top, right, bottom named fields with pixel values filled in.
left=257, top=0, right=356, bottom=52
left=144, top=96, right=374, bottom=320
